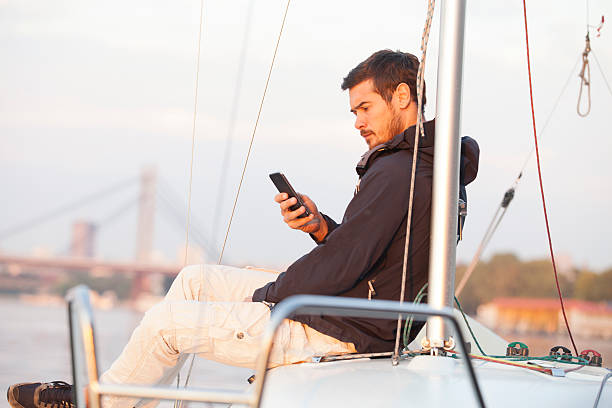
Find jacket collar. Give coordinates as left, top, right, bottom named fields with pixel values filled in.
left=355, top=119, right=435, bottom=176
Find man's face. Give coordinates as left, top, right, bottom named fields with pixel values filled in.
left=349, top=79, right=404, bottom=149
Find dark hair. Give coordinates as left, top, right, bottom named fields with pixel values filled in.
left=341, top=49, right=425, bottom=112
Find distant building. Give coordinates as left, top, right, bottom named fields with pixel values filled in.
left=71, top=221, right=97, bottom=258
left=477, top=298, right=612, bottom=340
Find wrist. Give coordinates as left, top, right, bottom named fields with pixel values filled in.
left=312, top=217, right=329, bottom=243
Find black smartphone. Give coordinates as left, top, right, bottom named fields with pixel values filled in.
left=269, top=172, right=311, bottom=218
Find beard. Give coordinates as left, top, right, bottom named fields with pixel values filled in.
left=361, top=107, right=406, bottom=149
left=384, top=107, right=405, bottom=141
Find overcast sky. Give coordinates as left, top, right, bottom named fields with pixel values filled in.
left=1, top=0, right=611, bottom=272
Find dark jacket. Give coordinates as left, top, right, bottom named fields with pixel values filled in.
left=252, top=119, right=480, bottom=352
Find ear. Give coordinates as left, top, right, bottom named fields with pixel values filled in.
left=395, top=83, right=411, bottom=109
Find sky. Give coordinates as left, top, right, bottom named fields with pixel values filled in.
left=1, top=0, right=611, bottom=272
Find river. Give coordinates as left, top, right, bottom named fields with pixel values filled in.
left=0, top=298, right=252, bottom=408
left=1, top=297, right=609, bottom=408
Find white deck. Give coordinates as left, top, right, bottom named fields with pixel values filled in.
left=255, top=311, right=611, bottom=407
left=258, top=355, right=610, bottom=407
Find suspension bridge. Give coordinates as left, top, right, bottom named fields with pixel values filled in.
left=0, top=168, right=218, bottom=299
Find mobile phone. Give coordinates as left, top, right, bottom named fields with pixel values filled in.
left=269, top=172, right=312, bottom=218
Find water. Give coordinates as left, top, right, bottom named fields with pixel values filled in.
left=0, top=298, right=252, bottom=408
left=2, top=298, right=610, bottom=408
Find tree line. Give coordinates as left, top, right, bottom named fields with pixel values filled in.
left=455, top=253, right=612, bottom=314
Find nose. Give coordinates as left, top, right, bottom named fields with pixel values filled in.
left=354, top=113, right=366, bottom=130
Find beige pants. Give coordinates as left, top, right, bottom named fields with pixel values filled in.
left=99, top=264, right=356, bottom=407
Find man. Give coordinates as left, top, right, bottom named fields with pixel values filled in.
left=8, top=49, right=479, bottom=408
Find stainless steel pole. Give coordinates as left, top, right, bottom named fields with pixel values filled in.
left=426, top=0, right=466, bottom=351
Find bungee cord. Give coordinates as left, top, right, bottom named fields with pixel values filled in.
left=392, top=0, right=436, bottom=366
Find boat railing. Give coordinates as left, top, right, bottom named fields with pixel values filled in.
left=67, top=286, right=485, bottom=408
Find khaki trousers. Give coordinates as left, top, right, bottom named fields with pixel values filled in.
left=99, top=264, right=356, bottom=407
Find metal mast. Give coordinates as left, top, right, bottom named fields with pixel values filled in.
left=425, top=0, right=467, bottom=353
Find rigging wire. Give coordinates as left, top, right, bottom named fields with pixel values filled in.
left=183, top=0, right=205, bottom=267
left=454, top=55, right=580, bottom=298
left=211, top=0, right=256, bottom=249
left=591, top=50, right=612, bottom=99
left=179, top=0, right=292, bottom=398
left=176, top=0, right=205, bottom=406
left=393, top=0, right=435, bottom=366
left=217, top=0, right=292, bottom=264
left=521, top=0, right=579, bottom=356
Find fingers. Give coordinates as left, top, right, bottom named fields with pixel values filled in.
left=279, top=196, right=298, bottom=212
left=274, top=192, right=288, bottom=203
left=283, top=203, right=308, bottom=223
left=287, top=213, right=316, bottom=230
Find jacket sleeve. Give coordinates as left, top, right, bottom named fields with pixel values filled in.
left=309, top=213, right=339, bottom=244
left=252, top=159, right=411, bottom=303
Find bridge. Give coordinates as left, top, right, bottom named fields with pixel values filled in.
left=0, top=168, right=217, bottom=299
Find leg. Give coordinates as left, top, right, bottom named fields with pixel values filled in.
left=99, top=300, right=355, bottom=408
left=164, top=264, right=278, bottom=303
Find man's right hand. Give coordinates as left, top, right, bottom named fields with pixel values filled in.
left=275, top=193, right=329, bottom=243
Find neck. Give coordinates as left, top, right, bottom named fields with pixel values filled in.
left=402, top=109, right=419, bottom=132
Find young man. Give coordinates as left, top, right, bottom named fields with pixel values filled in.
left=8, top=49, right=479, bottom=408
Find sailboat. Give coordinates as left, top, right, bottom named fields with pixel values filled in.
left=64, top=0, right=612, bottom=407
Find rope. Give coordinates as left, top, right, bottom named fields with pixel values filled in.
left=577, top=33, right=592, bottom=117
left=453, top=296, right=487, bottom=356
left=521, top=0, right=579, bottom=356
left=217, top=0, right=292, bottom=264
left=402, top=283, right=428, bottom=348
left=454, top=56, right=580, bottom=297
left=392, top=0, right=436, bottom=366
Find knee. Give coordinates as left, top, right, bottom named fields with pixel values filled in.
left=167, top=264, right=211, bottom=301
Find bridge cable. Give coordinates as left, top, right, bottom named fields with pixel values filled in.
left=0, top=178, right=136, bottom=241
left=521, top=0, right=578, bottom=356
left=393, top=0, right=435, bottom=365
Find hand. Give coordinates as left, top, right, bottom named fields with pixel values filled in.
left=274, top=192, right=328, bottom=242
